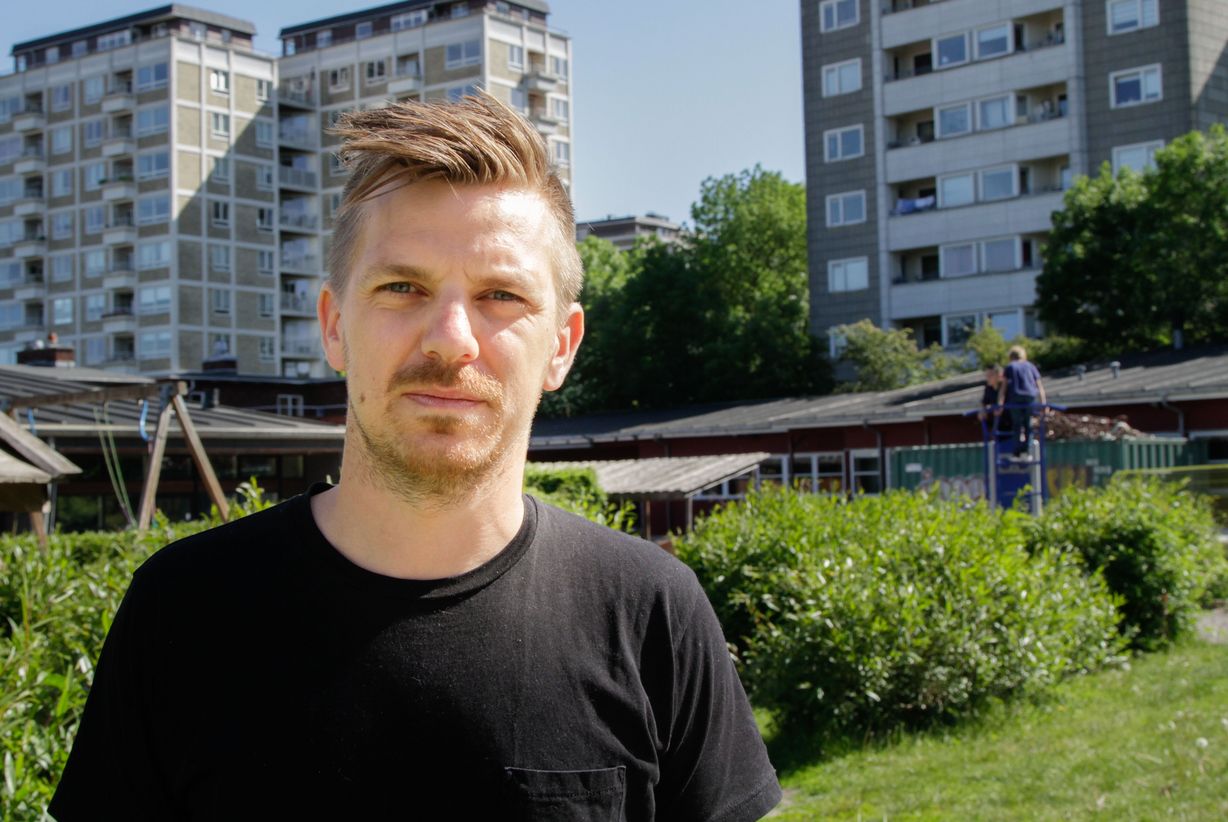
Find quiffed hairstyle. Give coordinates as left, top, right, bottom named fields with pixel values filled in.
left=326, top=92, right=582, bottom=317
left=1008, top=345, right=1027, bottom=361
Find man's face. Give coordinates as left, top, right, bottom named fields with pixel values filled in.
left=318, top=180, right=583, bottom=503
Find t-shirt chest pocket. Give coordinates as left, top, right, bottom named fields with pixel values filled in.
left=503, top=766, right=626, bottom=821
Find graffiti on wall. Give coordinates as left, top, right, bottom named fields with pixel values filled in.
left=915, top=463, right=1101, bottom=500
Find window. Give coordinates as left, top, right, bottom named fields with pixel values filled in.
left=136, top=63, right=168, bottom=91
left=137, top=195, right=170, bottom=225
left=51, top=212, right=74, bottom=240
left=73, top=40, right=88, bottom=58
left=97, top=30, right=131, bottom=51
left=820, top=0, right=858, bottom=32
left=1113, top=140, right=1163, bottom=174
left=935, top=33, right=969, bottom=68
left=550, top=56, right=568, bottom=77
left=0, top=134, right=18, bottom=162
left=510, top=88, right=527, bottom=112
left=210, top=112, right=230, bottom=138
left=139, top=330, right=172, bottom=359
left=256, top=120, right=274, bottom=148
left=136, top=105, right=169, bottom=135
left=940, top=243, right=977, bottom=278
left=508, top=45, right=524, bottom=70
left=256, top=164, right=274, bottom=190
left=826, top=190, right=866, bottom=227
left=84, top=249, right=107, bottom=277
left=52, top=169, right=74, bottom=197
left=1108, top=0, right=1158, bottom=34
left=138, top=284, right=171, bottom=313
left=447, top=84, right=479, bottom=102
left=84, top=162, right=107, bottom=191
left=824, top=124, right=863, bottom=162
left=355, top=21, right=373, bottom=40
left=209, top=70, right=230, bottom=95
left=1111, top=65, right=1162, bottom=107
left=52, top=84, right=72, bottom=112
left=137, top=241, right=170, bottom=270
left=391, top=10, right=428, bottom=30
left=828, top=257, right=869, bottom=292
left=209, top=244, right=231, bottom=272
left=211, top=201, right=230, bottom=227
left=84, top=205, right=106, bottom=233
left=328, top=67, right=350, bottom=91
left=137, top=152, right=169, bottom=180
left=84, top=76, right=105, bottom=104
left=396, top=55, right=420, bottom=77
left=256, top=79, right=272, bottom=102
left=364, top=60, right=387, bottom=83
left=211, top=288, right=232, bottom=315
left=189, top=22, right=206, bottom=40
left=86, top=294, right=105, bottom=321
left=822, top=58, right=861, bottom=96
left=981, top=237, right=1019, bottom=273
left=936, top=102, right=972, bottom=138
left=850, top=449, right=882, bottom=495
left=51, top=254, right=74, bottom=282
left=257, top=208, right=274, bottom=232
left=46, top=46, right=60, bottom=65
left=446, top=40, right=482, bottom=69
left=259, top=337, right=276, bottom=361
left=52, top=126, right=73, bottom=155
left=83, top=119, right=105, bottom=147
left=938, top=173, right=975, bottom=208
left=259, top=292, right=275, bottom=317
left=550, top=97, right=569, bottom=122
left=53, top=298, right=73, bottom=326
left=980, top=166, right=1018, bottom=201
left=0, top=179, right=17, bottom=205
left=451, top=3, right=470, bottom=18
left=552, top=141, right=570, bottom=166
left=210, top=156, right=230, bottom=183
left=977, top=95, right=1012, bottom=130
left=944, top=314, right=978, bottom=347
left=975, top=23, right=1012, bottom=60
left=258, top=249, right=275, bottom=273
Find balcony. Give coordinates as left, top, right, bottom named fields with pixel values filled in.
left=278, top=84, right=316, bottom=108
left=281, top=337, right=320, bottom=358
left=387, top=73, right=422, bottom=95
left=101, top=307, right=137, bottom=332
left=104, top=219, right=138, bottom=245
left=104, top=268, right=136, bottom=289
left=102, top=83, right=136, bottom=113
left=278, top=166, right=318, bottom=190
left=887, top=189, right=1064, bottom=251
left=14, top=195, right=45, bottom=217
left=887, top=267, right=1041, bottom=323
left=885, top=115, right=1070, bottom=183
left=278, top=127, right=316, bottom=150
left=883, top=44, right=1073, bottom=117
left=13, top=111, right=45, bottom=132
left=13, top=235, right=47, bottom=258
left=13, top=277, right=44, bottom=301
left=102, top=178, right=137, bottom=201
left=280, top=291, right=316, bottom=315
left=523, top=69, right=560, bottom=93
left=530, top=109, right=562, bottom=135
left=882, top=0, right=1062, bottom=48
left=14, top=148, right=45, bottom=175
left=281, top=254, right=320, bottom=273
left=102, top=131, right=135, bottom=157
left=279, top=212, right=319, bottom=232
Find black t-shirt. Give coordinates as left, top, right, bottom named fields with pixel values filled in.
left=50, top=487, right=780, bottom=821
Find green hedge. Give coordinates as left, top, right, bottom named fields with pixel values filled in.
left=523, top=465, right=636, bottom=532
left=677, top=488, right=1125, bottom=738
left=1026, top=476, right=1227, bottom=650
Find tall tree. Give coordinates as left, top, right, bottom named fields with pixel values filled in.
left=1037, top=125, right=1228, bottom=350
left=832, top=320, right=957, bottom=392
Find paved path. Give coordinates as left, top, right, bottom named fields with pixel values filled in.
left=1196, top=605, right=1228, bottom=645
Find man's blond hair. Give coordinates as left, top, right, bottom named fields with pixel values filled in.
left=1008, top=345, right=1028, bottom=361
left=326, top=92, right=582, bottom=317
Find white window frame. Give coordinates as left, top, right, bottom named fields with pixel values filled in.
left=979, top=165, right=1019, bottom=201
left=446, top=40, right=482, bottom=69
left=211, top=201, right=230, bottom=227
left=82, top=118, right=105, bottom=147
left=823, top=124, right=864, bottom=162
left=940, top=242, right=978, bottom=278
left=52, top=297, right=74, bottom=326
left=1112, top=140, right=1164, bottom=174
left=136, top=62, right=168, bottom=91
left=52, top=169, right=74, bottom=197
left=826, top=190, right=866, bottom=227
left=136, top=242, right=170, bottom=271
left=822, top=58, right=862, bottom=97
left=849, top=448, right=883, bottom=496
left=934, top=32, right=969, bottom=69
left=552, top=140, right=571, bottom=167
left=136, top=105, right=169, bottom=136
left=51, top=84, right=72, bottom=112
left=85, top=294, right=106, bottom=322
left=259, top=337, right=276, bottom=362
left=1107, top=0, right=1159, bottom=35
left=828, top=257, right=869, bottom=293
left=256, top=79, right=271, bottom=102
left=51, top=125, right=73, bottom=155
left=255, top=120, right=274, bottom=148
left=364, top=60, right=387, bottom=83
left=258, top=249, right=275, bottom=274
left=259, top=292, right=275, bottom=318
left=937, top=172, right=975, bottom=208
left=328, top=67, right=350, bottom=91
left=137, top=195, right=170, bottom=225
left=84, top=204, right=106, bottom=234
left=550, top=96, right=569, bottom=122
left=974, top=23, right=1013, bottom=60
left=211, top=288, right=232, bottom=315
left=391, top=10, right=428, bottom=31
left=936, top=102, right=973, bottom=138
left=1110, top=64, right=1162, bottom=108
left=210, top=112, right=231, bottom=139
left=84, top=162, right=107, bottom=190
left=976, top=94, right=1013, bottom=131
left=138, top=330, right=172, bottom=359
left=257, top=207, right=275, bottom=232
left=355, top=21, right=373, bottom=40
left=942, top=313, right=979, bottom=348
left=256, top=164, right=274, bottom=191
left=137, top=152, right=169, bottom=180
left=819, top=0, right=859, bottom=33
left=84, top=76, right=105, bottom=104
left=51, top=211, right=74, bottom=240
left=980, top=236, right=1021, bottom=273
left=209, top=69, right=229, bottom=95
left=209, top=245, right=231, bottom=272
left=508, top=45, right=524, bottom=70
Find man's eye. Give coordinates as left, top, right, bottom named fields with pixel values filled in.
left=382, top=282, right=417, bottom=294
left=487, top=290, right=521, bottom=302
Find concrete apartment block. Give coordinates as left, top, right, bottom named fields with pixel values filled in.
left=802, top=0, right=1228, bottom=355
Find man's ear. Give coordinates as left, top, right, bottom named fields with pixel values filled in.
left=318, top=284, right=347, bottom=372
left=542, top=303, right=585, bottom=392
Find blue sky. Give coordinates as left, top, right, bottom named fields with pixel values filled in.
left=2, top=0, right=806, bottom=228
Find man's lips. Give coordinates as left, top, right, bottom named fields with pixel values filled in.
left=402, top=389, right=485, bottom=409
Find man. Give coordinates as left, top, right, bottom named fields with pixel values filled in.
left=50, top=95, right=781, bottom=820
left=977, top=364, right=1003, bottom=423
left=996, top=345, right=1047, bottom=457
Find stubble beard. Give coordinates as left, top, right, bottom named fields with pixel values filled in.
left=346, top=357, right=534, bottom=507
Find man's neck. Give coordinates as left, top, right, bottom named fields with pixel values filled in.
left=309, top=452, right=528, bottom=581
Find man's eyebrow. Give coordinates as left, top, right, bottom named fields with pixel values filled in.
left=359, top=263, right=434, bottom=285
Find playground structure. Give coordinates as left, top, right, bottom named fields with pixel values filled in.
left=970, top=402, right=1059, bottom=514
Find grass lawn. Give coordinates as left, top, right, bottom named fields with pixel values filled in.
left=764, top=639, right=1228, bottom=821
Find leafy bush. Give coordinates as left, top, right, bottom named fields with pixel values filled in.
left=0, top=482, right=273, bottom=818
left=524, top=465, right=636, bottom=532
left=676, top=488, right=1124, bottom=739
left=1026, top=476, right=1227, bottom=650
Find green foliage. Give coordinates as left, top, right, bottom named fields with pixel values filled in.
left=1038, top=125, right=1228, bottom=349
left=541, top=166, right=829, bottom=417
left=965, top=325, right=1092, bottom=374
left=0, top=482, right=273, bottom=818
left=676, top=488, right=1124, bottom=738
left=833, top=319, right=960, bottom=392
left=523, top=465, right=636, bottom=533
left=1026, top=476, right=1227, bottom=650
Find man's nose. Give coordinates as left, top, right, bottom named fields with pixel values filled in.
left=421, top=298, right=479, bottom=364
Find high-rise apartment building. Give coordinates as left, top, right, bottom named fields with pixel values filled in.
left=802, top=0, right=1228, bottom=354
left=0, top=1, right=572, bottom=378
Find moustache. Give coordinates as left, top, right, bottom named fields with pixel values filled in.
left=387, top=360, right=502, bottom=404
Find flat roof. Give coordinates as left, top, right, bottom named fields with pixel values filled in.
left=280, top=0, right=551, bottom=37
left=13, top=4, right=257, bottom=54
left=531, top=453, right=770, bottom=500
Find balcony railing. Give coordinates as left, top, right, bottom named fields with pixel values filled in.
left=281, top=254, right=320, bottom=272
left=278, top=85, right=315, bottom=106
left=890, top=185, right=1066, bottom=217
left=279, top=128, right=316, bottom=149
left=887, top=108, right=1065, bottom=150
left=887, top=34, right=1066, bottom=81
left=282, top=337, right=319, bottom=356
left=280, top=292, right=316, bottom=313
left=279, top=212, right=319, bottom=230
left=278, top=166, right=318, bottom=189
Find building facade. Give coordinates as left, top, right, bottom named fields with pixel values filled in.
left=802, top=0, right=1228, bottom=354
left=576, top=213, right=681, bottom=251
left=0, top=1, right=572, bottom=378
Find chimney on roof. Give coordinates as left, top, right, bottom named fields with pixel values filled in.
left=1075, top=365, right=1086, bottom=381
left=1109, top=361, right=1121, bottom=378
left=16, top=334, right=75, bottom=367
